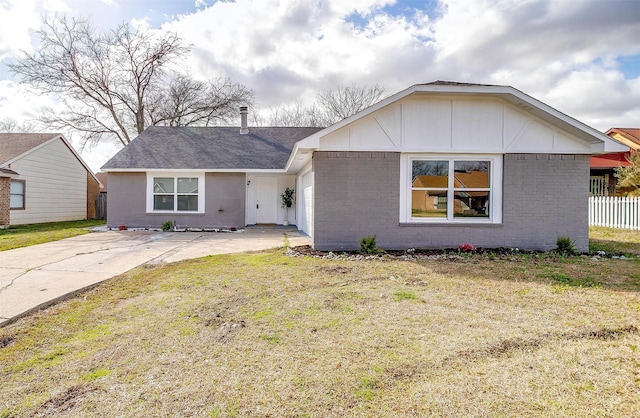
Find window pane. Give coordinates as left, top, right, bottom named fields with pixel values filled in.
left=177, top=195, right=198, bottom=211
left=412, top=190, right=447, bottom=218
left=453, top=161, right=490, bottom=188
left=453, top=191, right=490, bottom=218
left=412, top=161, right=448, bottom=188
left=154, top=195, right=174, bottom=210
left=10, top=181, right=24, bottom=194
left=10, top=195, right=24, bottom=209
left=153, top=177, right=174, bottom=193
left=177, top=177, right=198, bottom=193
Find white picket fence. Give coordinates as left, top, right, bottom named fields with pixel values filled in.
left=589, top=196, right=640, bottom=230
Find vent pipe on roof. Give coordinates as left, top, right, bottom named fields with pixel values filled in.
left=240, top=106, right=249, bottom=134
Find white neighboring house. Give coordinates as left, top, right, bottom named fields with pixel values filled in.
left=0, top=133, right=101, bottom=227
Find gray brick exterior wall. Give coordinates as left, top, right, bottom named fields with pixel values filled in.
left=0, top=177, right=9, bottom=227
left=312, top=151, right=590, bottom=252
left=107, top=172, right=245, bottom=229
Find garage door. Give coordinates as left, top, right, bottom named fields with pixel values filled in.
left=299, top=171, right=313, bottom=237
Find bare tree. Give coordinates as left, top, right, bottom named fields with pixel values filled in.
left=9, top=15, right=253, bottom=147
left=148, top=75, right=253, bottom=127
left=265, top=83, right=386, bottom=127
left=267, top=102, right=325, bottom=127
left=0, top=117, right=38, bottom=132
left=316, top=83, right=386, bottom=125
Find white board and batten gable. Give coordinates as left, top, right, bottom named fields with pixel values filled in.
left=288, top=83, right=627, bottom=169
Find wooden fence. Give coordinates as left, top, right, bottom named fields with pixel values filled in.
left=589, top=196, right=640, bottom=230
left=95, top=193, right=107, bottom=220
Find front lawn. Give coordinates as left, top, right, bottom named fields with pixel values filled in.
left=589, top=226, right=640, bottom=255
left=0, top=220, right=105, bottom=251
left=1, top=240, right=639, bottom=416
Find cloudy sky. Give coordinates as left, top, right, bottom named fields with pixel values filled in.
left=0, top=0, right=639, bottom=171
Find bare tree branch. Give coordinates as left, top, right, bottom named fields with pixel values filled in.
left=8, top=15, right=253, bottom=149
left=0, top=117, right=38, bottom=132
left=265, top=84, right=386, bottom=127
left=316, top=83, right=386, bottom=125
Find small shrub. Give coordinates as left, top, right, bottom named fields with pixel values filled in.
left=162, top=220, right=174, bottom=231
left=556, top=236, right=577, bottom=255
left=360, top=235, right=379, bottom=254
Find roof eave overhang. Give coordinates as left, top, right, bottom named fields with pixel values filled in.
left=102, top=168, right=288, bottom=173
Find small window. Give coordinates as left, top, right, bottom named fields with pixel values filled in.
left=10, top=180, right=25, bottom=210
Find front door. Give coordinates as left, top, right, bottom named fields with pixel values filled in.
left=254, top=177, right=278, bottom=224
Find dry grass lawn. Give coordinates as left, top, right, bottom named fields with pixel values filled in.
left=1, top=228, right=640, bottom=417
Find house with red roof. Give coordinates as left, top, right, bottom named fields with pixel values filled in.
left=589, top=128, right=640, bottom=196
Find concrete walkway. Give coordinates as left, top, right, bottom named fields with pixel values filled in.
left=0, top=227, right=309, bottom=326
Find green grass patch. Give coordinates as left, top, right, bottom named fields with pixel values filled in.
left=260, top=334, right=280, bottom=344
left=0, top=220, right=105, bottom=251
left=392, top=290, right=420, bottom=301
left=83, top=367, right=111, bottom=381
left=550, top=272, right=598, bottom=288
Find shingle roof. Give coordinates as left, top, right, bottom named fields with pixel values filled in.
left=102, top=126, right=323, bottom=170
left=0, top=133, right=60, bottom=165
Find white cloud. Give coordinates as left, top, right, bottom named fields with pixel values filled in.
left=0, top=0, right=40, bottom=59
left=41, top=0, right=71, bottom=12
left=2, top=0, right=640, bottom=170
left=162, top=0, right=439, bottom=106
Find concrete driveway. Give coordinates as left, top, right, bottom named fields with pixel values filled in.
left=0, top=227, right=309, bottom=326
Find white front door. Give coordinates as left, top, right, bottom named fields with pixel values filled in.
left=254, top=177, right=278, bottom=224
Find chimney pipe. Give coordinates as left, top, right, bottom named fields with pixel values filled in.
left=240, top=106, right=249, bottom=134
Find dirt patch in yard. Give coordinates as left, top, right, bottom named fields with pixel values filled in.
left=0, top=334, right=14, bottom=349
left=33, top=385, right=99, bottom=417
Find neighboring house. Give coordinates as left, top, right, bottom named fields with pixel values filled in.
left=102, top=82, right=626, bottom=252
left=589, top=128, right=640, bottom=196
left=0, top=133, right=101, bottom=227
left=96, top=172, right=108, bottom=194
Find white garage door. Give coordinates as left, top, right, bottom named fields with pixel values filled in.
left=300, top=171, right=313, bottom=237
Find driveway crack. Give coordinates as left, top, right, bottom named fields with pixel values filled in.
left=0, top=235, right=174, bottom=297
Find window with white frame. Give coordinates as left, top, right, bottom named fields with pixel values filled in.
left=147, top=174, right=204, bottom=213
left=10, top=180, right=25, bottom=210
left=402, top=155, right=502, bottom=223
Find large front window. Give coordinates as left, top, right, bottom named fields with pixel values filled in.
left=147, top=174, right=204, bottom=213
left=402, top=155, right=502, bottom=223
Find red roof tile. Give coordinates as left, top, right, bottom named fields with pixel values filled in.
left=590, top=152, right=632, bottom=169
